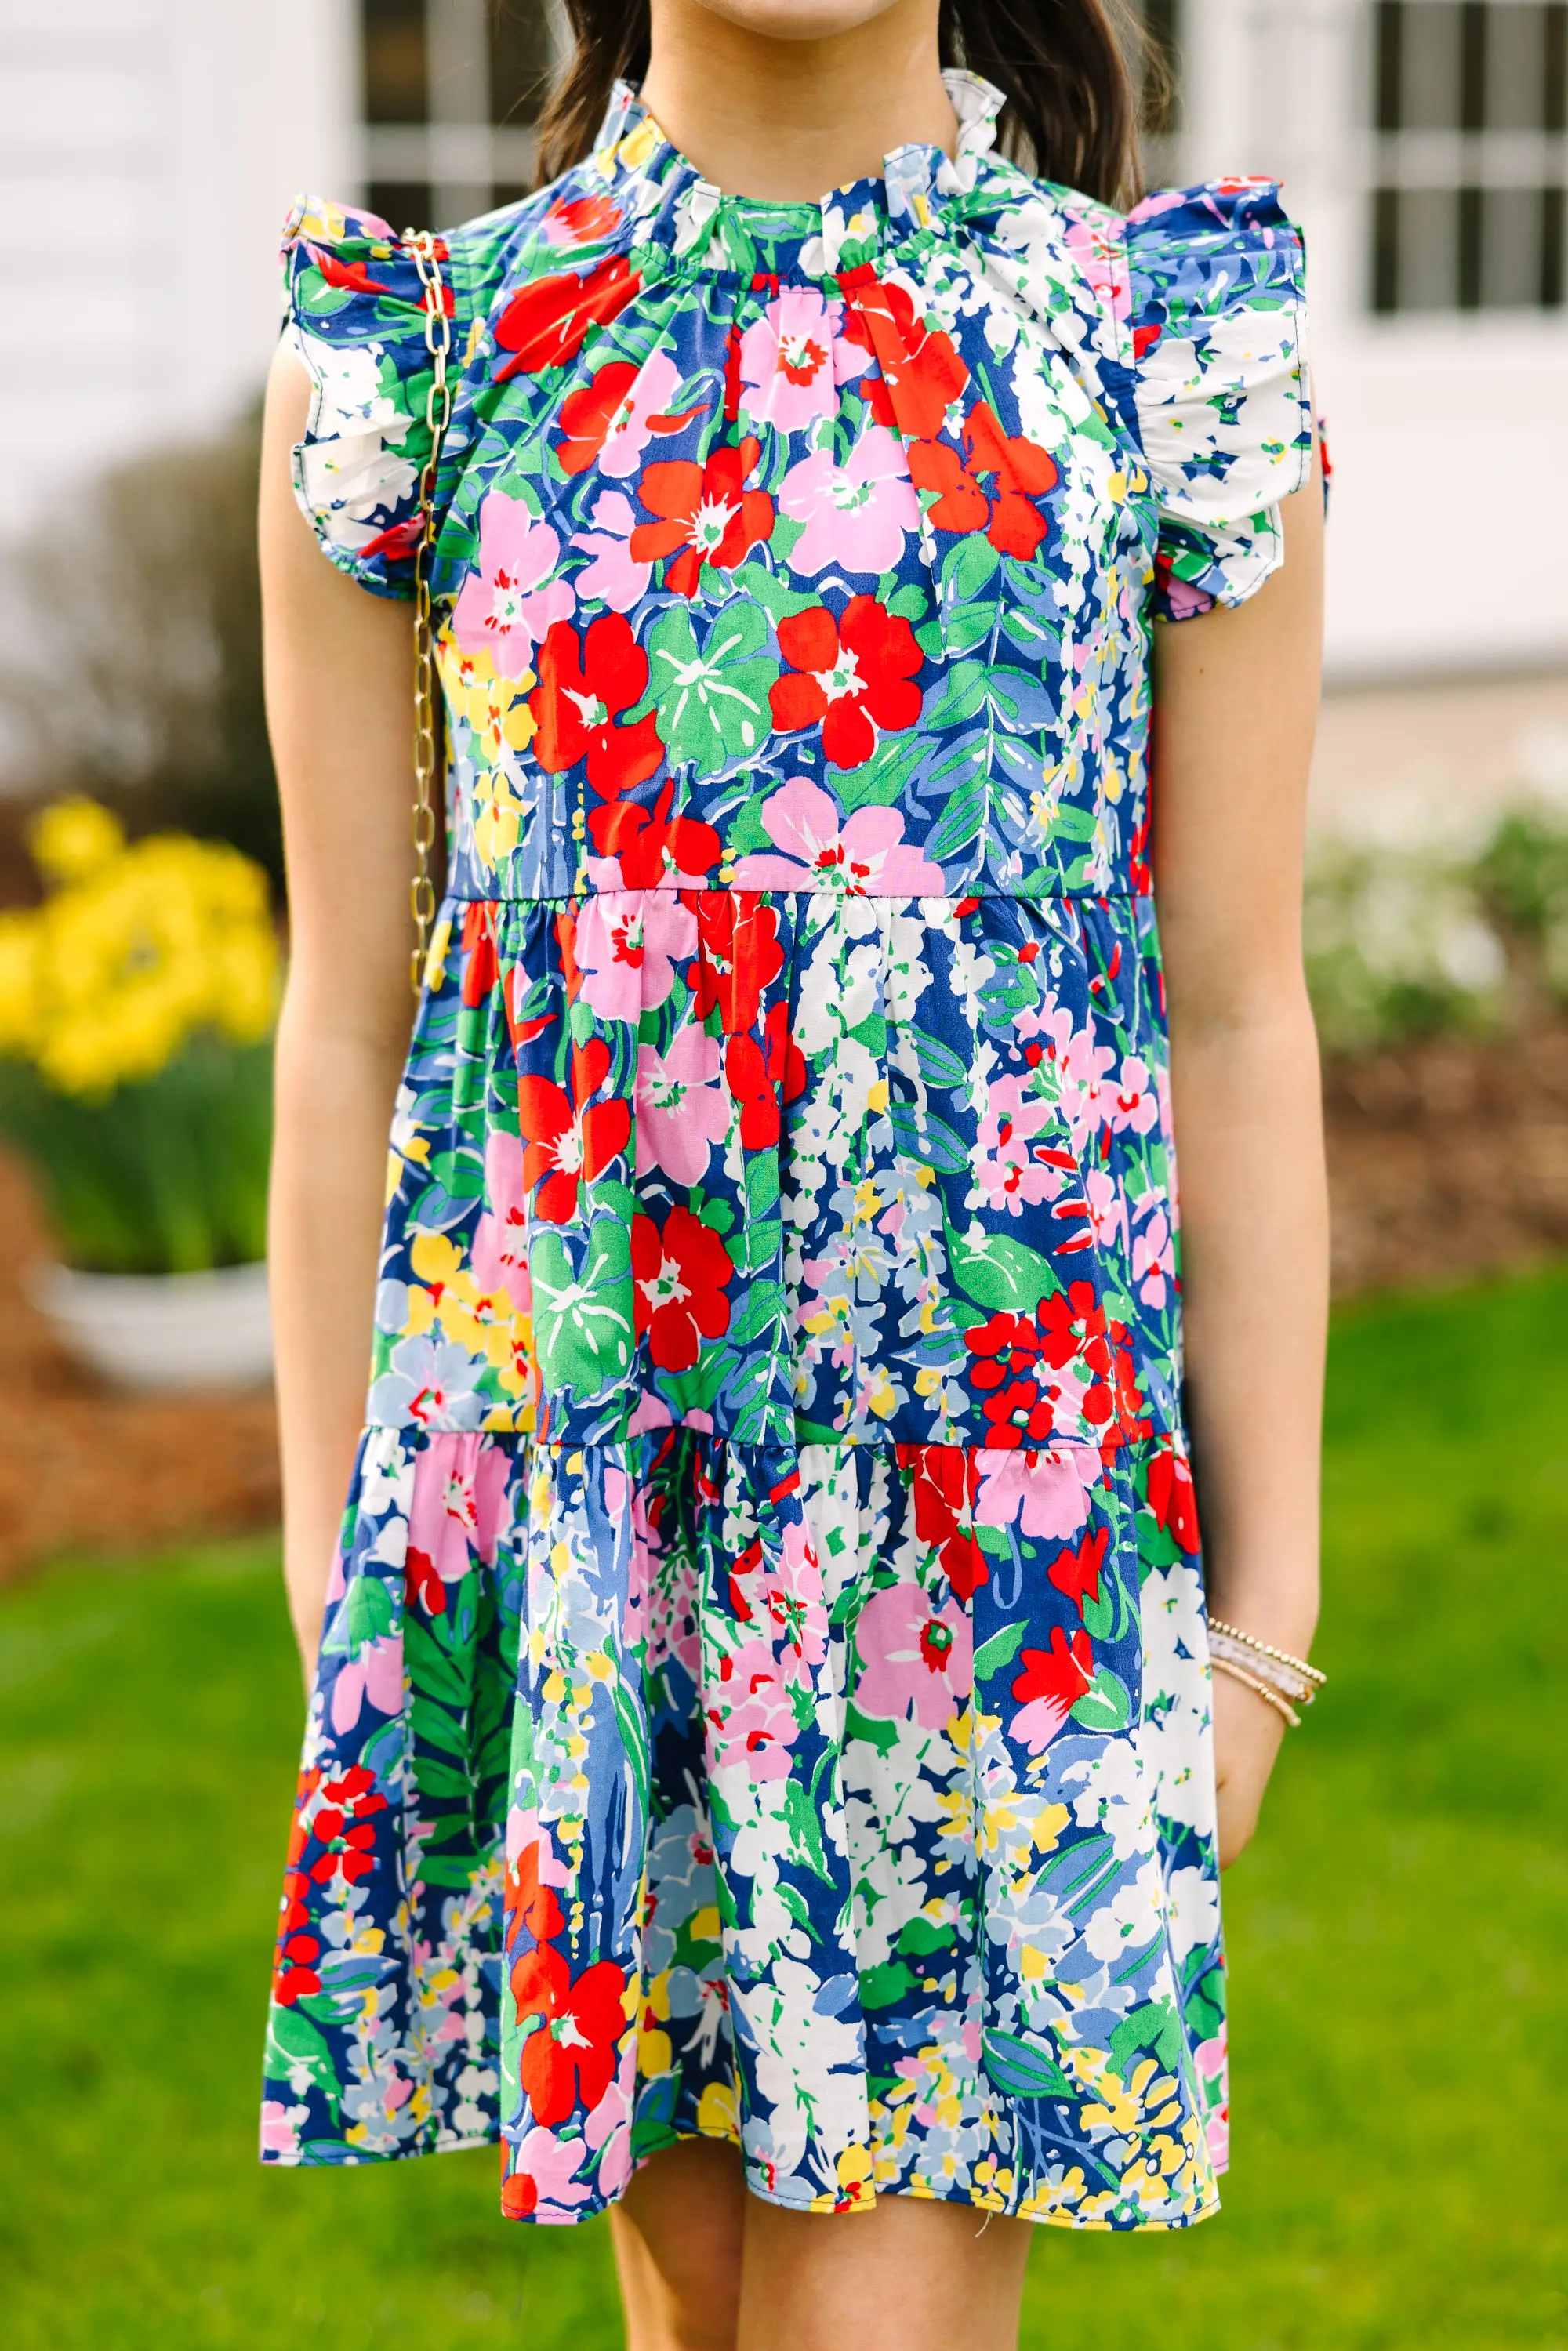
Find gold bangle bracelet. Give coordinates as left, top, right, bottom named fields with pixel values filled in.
left=1210, top=1651, right=1301, bottom=1729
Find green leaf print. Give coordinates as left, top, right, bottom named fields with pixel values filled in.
left=608, top=1669, right=652, bottom=1828
left=982, top=2026, right=1075, bottom=2102
left=344, top=1574, right=395, bottom=1651
left=971, top=1620, right=1028, bottom=1685
left=530, top=1219, right=634, bottom=1399
left=943, top=532, right=1000, bottom=604
left=1068, top=1666, right=1132, bottom=1732
left=860, top=1960, right=918, bottom=2010
left=1109, top=1997, right=1185, bottom=2081
left=946, top=1221, right=1058, bottom=1314
left=641, top=600, right=777, bottom=776
left=265, top=2007, right=342, bottom=2117
left=728, top=559, right=818, bottom=625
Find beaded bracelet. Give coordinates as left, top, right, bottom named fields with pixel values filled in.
left=1208, top=1617, right=1325, bottom=1729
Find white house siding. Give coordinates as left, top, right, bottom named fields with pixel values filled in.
left=0, top=0, right=357, bottom=536
left=1174, top=0, right=1568, bottom=680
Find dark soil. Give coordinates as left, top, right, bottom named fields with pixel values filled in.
left=2, top=1018, right=1567, bottom=1579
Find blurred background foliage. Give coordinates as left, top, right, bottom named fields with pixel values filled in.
left=0, top=413, right=281, bottom=896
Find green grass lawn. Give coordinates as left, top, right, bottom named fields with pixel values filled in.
left=2, top=1272, right=1566, bottom=2351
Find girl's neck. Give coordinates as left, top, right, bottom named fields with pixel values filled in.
left=637, top=0, right=956, bottom=203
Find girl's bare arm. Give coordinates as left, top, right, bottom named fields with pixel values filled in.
left=1152, top=461, right=1329, bottom=1865
left=259, top=341, right=419, bottom=1680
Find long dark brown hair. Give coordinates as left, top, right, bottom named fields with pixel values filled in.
left=532, top=2, right=1161, bottom=209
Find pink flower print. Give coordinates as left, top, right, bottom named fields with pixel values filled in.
left=583, top=2038, right=637, bottom=2200
left=1107, top=1053, right=1158, bottom=1135
left=569, top=488, right=653, bottom=614
left=1083, top=1164, right=1127, bottom=1254
left=737, top=286, right=861, bottom=434
left=572, top=889, right=696, bottom=1023
left=329, top=1631, right=406, bottom=1734
left=635, top=1022, right=732, bottom=1186
left=1131, top=1201, right=1174, bottom=1307
left=599, top=350, right=690, bottom=477
left=452, top=493, right=575, bottom=679
left=975, top=1075, right=1074, bottom=1216
left=471, top=1128, right=530, bottom=1307
left=728, top=1518, right=829, bottom=1671
left=974, top=1442, right=1100, bottom=1541
left=407, top=1431, right=513, bottom=1584
left=604, top=1460, right=662, bottom=1646
left=779, top=426, right=920, bottom=577
left=854, top=1582, right=972, bottom=1731
left=259, top=2099, right=307, bottom=2161
left=508, top=2124, right=594, bottom=2221
left=734, top=778, right=945, bottom=895
left=707, top=1636, right=802, bottom=1781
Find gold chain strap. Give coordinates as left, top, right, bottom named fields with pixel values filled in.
left=406, top=230, right=454, bottom=997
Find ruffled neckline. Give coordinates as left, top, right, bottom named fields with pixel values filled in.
left=590, top=67, right=1004, bottom=278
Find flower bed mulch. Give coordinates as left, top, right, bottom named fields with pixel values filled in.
left=3, top=1018, right=1567, bottom=1580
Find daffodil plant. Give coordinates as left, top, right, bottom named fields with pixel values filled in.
left=0, top=798, right=278, bottom=1273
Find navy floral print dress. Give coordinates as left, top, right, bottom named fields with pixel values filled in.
left=260, top=69, right=1312, bottom=2232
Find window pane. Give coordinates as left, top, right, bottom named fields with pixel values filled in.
left=1374, top=0, right=1403, bottom=132
left=363, top=0, right=428, bottom=126
left=1547, top=4, right=1568, bottom=132
left=1544, top=186, right=1566, bottom=302
left=489, top=0, right=555, bottom=126
left=1483, top=183, right=1545, bottom=302
left=1401, top=2, right=1464, bottom=128
left=366, top=180, right=434, bottom=235
left=1371, top=184, right=1402, bottom=307
left=1401, top=186, right=1461, bottom=305
left=1486, top=3, right=1544, bottom=129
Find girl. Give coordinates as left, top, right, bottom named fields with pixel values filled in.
left=258, top=4, right=1327, bottom=2345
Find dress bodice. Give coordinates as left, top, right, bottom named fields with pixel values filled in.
left=281, top=72, right=1311, bottom=907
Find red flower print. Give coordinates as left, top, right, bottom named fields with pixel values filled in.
left=493, top=254, right=641, bottom=380
left=632, top=1205, right=734, bottom=1372
left=590, top=785, right=723, bottom=886
left=769, top=596, right=923, bottom=770
left=501, top=2171, right=539, bottom=2219
left=1047, top=1526, right=1109, bottom=1616
left=688, top=893, right=786, bottom=1035
left=908, top=400, right=1058, bottom=561
left=554, top=357, right=704, bottom=477
left=965, top=1281, right=1146, bottom=1449
left=838, top=267, right=969, bottom=437
left=311, top=240, right=453, bottom=309
left=306, top=1765, right=387, bottom=1888
left=898, top=1442, right=986, bottom=1601
left=528, top=615, right=663, bottom=801
left=1012, top=1624, right=1095, bottom=1711
left=272, top=1928, right=322, bottom=2006
left=1147, top=1442, right=1201, bottom=1552
left=504, top=1841, right=567, bottom=1956
left=517, top=1035, right=632, bottom=1222
left=983, top=1377, right=1057, bottom=1449
left=724, top=1003, right=806, bottom=1150
left=510, top=1946, right=627, bottom=2125
left=630, top=437, right=774, bottom=597
left=543, top=192, right=622, bottom=246
left=405, top=1545, right=446, bottom=1616
left=460, top=900, right=499, bottom=1008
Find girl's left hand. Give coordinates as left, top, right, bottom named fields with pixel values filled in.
left=1212, top=1667, right=1290, bottom=1868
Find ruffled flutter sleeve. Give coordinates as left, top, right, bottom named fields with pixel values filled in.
left=1126, top=182, right=1312, bottom=622
left=280, top=195, right=460, bottom=598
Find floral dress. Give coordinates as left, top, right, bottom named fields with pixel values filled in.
left=260, top=69, right=1312, bottom=2233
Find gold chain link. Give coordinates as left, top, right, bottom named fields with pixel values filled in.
left=407, top=230, right=454, bottom=997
